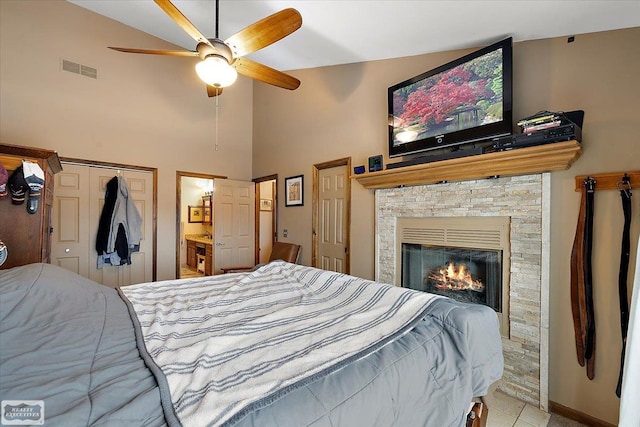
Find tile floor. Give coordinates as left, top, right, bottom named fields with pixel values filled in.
left=487, top=391, right=549, bottom=427
left=180, top=265, right=204, bottom=279
left=487, top=391, right=586, bottom=427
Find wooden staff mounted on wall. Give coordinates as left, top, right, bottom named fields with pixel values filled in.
left=574, top=171, right=640, bottom=192
left=572, top=170, right=637, bottom=391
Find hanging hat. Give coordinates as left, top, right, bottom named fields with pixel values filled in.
left=0, top=238, right=7, bottom=267
left=22, top=160, right=45, bottom=215
left=0, top=163, right=8, bottom=199
left=8, top=166, right=28, bottom=205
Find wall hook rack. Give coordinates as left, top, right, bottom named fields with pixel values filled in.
left=574, top=171, right=640, bottom=192
left=616, top=173, right=632, bottom=191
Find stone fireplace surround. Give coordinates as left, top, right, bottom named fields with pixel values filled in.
left=375, top=173, right=550, bottom=409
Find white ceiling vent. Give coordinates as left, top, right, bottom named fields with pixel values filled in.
left=61, top=59, right=97, bottom=79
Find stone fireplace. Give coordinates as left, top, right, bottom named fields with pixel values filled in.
left=375, top=174, right=550, bottom=409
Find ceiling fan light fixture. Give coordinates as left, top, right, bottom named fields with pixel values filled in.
left=195, top=55, right=237, bottom=88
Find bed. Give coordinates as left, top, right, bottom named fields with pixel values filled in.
left=0, top=261, right=503, bottom=427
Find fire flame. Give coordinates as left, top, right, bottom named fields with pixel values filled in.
left=428, top=261, right=484, bottom=292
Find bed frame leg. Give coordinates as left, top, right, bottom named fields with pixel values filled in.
left=466, top=402, right=488, bottom=427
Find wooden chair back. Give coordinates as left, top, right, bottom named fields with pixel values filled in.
left=268, top=242, right=301, bottom=264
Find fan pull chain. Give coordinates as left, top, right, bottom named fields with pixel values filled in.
left=215, top=91, right=220, bottom=151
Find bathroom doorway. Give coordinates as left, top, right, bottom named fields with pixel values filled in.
left=175, top=171, right=225, bottom=279
left=254, top=175, right=278, bottom=264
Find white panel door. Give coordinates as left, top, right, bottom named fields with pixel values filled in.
left=52, top=163, right=154, bottom=287
left=318, top=165, right=348, bottom=273
left=213, top=179, right=255, bottom=274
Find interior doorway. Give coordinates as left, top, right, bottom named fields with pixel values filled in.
left=253, top=174, right=278, bottom=264
left=175, top=171, right=225, bottom=279
left=312, top=158, right=351, bottom=274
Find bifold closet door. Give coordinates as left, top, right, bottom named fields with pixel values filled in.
left=52, top=163, right=154, bottom=286
left=50, top=164, right=90, bottom=277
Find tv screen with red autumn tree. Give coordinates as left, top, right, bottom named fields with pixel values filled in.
left=388, top=37, right=512, bottom=158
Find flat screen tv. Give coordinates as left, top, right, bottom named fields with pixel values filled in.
left=388, top=37, right=513, bottom=158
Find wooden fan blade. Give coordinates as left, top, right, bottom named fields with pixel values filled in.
left=154, top=0, right=212, bottom=47
left=207, top=85, right=223, bottom=97
left=234, top=57, right=300, bottom=90
left=225, top=8, right=302, bottom=58
left=108, top=47, right=198, bottom=57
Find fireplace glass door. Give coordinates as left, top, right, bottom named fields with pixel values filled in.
left=401, top=243, right=502, bottom=312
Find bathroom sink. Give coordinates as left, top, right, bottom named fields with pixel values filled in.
left=185, top=234, right=213, bottom=245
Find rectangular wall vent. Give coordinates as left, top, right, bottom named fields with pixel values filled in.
left=61, top=59, right=98, bottom=79
left=62, top=59, right=80, bottom=74
left=80, top=65, right=97, bottom=79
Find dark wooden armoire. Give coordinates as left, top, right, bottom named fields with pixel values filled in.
left=0, top=143, right=62, bottom=269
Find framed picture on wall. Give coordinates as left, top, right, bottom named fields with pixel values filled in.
left=202, top=195, right=212, bottom=224
left=260, top=199, right=273, bottom=211
left=285, top=175, right=304, bottom=207
left=188, top=205, right=204, bottom=223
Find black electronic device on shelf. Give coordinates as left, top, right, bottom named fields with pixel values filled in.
left=492, top=123, right=581, bottom=151
left=386, top=146, right=486, bottom=169
left=492, top=109, right=584, bottom=152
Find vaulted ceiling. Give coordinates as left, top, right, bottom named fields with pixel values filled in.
left=68, top=0, right=640, bottom=71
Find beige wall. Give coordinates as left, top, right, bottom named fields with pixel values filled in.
left=252, top=28, right=640, bottom=424
left=0, top=0, right=254, bottom=280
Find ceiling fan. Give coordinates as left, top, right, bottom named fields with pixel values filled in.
left=109, top=0, right=302, bottom=97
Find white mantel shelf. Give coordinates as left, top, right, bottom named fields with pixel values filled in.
left=353, top=140, right=582, bottom=190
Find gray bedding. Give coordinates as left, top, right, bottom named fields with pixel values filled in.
left=232, top=296, right=503, bottom=427
left=0, top=263, right=503, bottom=427
left=0, top=263, right=166, bottom=426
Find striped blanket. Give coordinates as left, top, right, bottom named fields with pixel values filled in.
left=119, top=261, right=440, bottom=427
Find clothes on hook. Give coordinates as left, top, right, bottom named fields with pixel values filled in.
left=96, top=175, right=142, bottom=268
left=22, top=160, right=45, bottom=214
